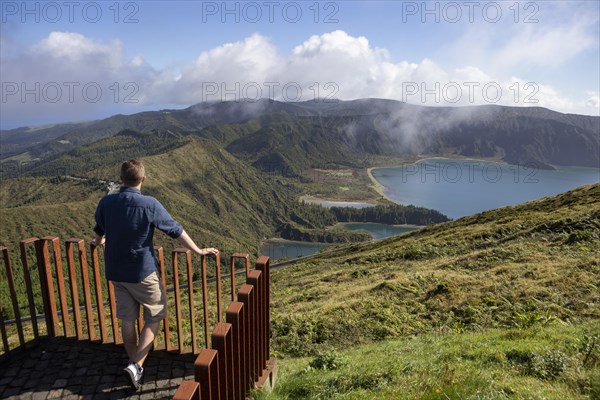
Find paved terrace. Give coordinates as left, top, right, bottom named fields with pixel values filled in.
left=0, top=337, right=196, bottom=400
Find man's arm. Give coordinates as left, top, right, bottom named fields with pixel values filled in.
left=152, top=199, right=218, bottom=256
left=92, top=198, right=106, bottom=248
left=177, top=230, right=219, bottom=256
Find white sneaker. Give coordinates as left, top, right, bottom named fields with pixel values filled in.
left=123, top=362, right=143, bottom=390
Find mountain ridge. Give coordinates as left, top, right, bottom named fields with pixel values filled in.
left=2, top=99, right=598, bottom=176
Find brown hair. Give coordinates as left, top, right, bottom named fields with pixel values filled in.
left=120, top=159, right=145, bottom=186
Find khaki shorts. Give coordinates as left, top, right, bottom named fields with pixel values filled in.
left=112, top=271, right=167, bottom=324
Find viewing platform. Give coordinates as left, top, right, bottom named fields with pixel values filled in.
left=1, top=237, right=275, bottom=400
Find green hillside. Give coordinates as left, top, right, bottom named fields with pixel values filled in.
left=24, top=128, right=187, bottom=177
left=258, top=183, right=600, bottom=399
left=0, top=136, right=298, bottom=256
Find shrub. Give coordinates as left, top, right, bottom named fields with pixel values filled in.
left=309, top=350, right=348, bottom=371
left=506, top=348, right=570, bottom=380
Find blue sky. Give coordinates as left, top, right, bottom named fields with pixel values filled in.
left=1, top=1, right=599, bottom=128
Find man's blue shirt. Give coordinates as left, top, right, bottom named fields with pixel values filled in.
left=94, top=186, right=183, bottom=283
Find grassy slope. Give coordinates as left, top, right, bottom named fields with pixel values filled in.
left=0, top=137, right=299, bottom=254
left=258, top=322, right=599, bottom=399
left=0, top=178, right=101, bottom=243
left=261, top=183, right=600, bottom=399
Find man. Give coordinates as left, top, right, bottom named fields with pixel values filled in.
left=93, top=159, right=218, bottom=390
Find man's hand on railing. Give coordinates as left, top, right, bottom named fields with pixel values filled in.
left=198, top=247, right=219, bottom=256
left=91, top=235, right=106, bottom=248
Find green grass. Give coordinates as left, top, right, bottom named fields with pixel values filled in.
left=252, top=322, right=599, bottom=399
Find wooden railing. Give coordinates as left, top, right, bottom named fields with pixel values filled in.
left=0, top=237, right=274, bottom=398
left=174, top=256, right=274, bottom=399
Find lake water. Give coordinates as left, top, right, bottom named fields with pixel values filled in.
left=339, top=223, right=418, bottom=240
left=371, top=159, right=600, bottom=219
left=261, top=223, right=418, bottom=261
left=261, top=240, right=329, bottom=261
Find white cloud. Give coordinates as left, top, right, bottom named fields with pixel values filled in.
left=448, top=3, right=599, bottom=75
left=168, top=33, right=283, bottom=104
left=1, top=28, right=598, bottom=128
left=586, top=92, right=600, bottom=111
left=292, top=30, right=371, bottom=59
left=32, top=32, right=122, bottom=66
left=492, top=19, right=597, bottom=71
left=1, top=31, right=164, bottom=126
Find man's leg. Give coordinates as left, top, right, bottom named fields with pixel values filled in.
left=114, top=282, right=146, bottom=390
left=122, top=320, right=159, bottom=366
left=121, top=320, right=144, bottom=390
left=121, top=320, right=138, bottom=363
left=134, top=321, right=160, bottom=366
left=133, top=271, right=166, bottom=367
left=112, top=281, right=141, bottom=363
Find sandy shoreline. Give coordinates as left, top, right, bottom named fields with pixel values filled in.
left=367, top=167, right=396, bottom=203
left=371, top=155, right=506, bottom=171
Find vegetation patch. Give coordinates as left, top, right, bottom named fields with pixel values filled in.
left=252, top=323, right=600, bottom=400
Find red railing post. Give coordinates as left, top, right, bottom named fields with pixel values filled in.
left=212, top=322, right=233, bottom=400
left=173, top=380, right=201, bottom=400
left=0, top=265, right=8, bottom=355
left=64, top=239, right=83, bottom=339
left=230, top=253, right=250, bottom=301
left=195, top=348, right=220, bottom=400
left=1, top=245, right=25, bottom=347
left=226, top=301, right=245, bottom=400
left=172, top=248, right=185, bottom=353
left=36, top=237, right=61, bottom=338
left=137, top=310, right=144, bottom=336
left=155, top=246, right=174, bottom=352
left=174, top=248, right=198, bottom=354
left=247, top=269, right=264, bottom=373
left=66, top=239, right=98, bottom=341
left=186, top=250, right=198, bottom=354
left=199, top=254, right=210, bottom=348
left=107, top=280, right=121, bottom=344
left=42, top=236, right=71, bottom=337
left=215, top=253, right=223, bottom=322
left=19, top=238, right=43, bottom=340
left=256, top=256, right=270, bottom=367
left=237, top=283, right=256, bottom=386
left=90, top=243, right=108, bottom=343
